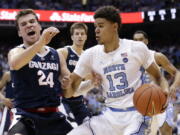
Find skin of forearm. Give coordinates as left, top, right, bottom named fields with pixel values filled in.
left=9, top=39, right=45, bottom=70
left=171, top=71, right=180, bottom=88
left=159, top=76, right=169, bottom=92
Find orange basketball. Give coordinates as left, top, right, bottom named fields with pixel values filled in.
left=133, top=83, right=167, bottom=116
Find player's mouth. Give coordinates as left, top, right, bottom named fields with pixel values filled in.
left=27, top=31, right=36, bottom=36
left=96, top=36, right=100, bottom=40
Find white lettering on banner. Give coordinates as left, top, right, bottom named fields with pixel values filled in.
left=159, top=9, right=166, bottom=20
left=0, top=11, right=17, bottom=20
left=170, top=8, right=176, bottom=19
left=50, top=12, right=61, bottom=21
left=50, top=12, right=94, bottom=22
left=147, top=8, right=177, bottom=21
left=0, top=10, right=40, bottom=20
left=147, top=11, right=156, bottom=21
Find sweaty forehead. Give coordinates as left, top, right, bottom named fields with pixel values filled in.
left=73, top=28, right=86, bottom=33
left=95, top=18, right=110, bottom=25
left=18, top=14, right=36, bottom=23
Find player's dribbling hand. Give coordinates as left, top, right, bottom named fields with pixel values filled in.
left=40, top=27, right=60, bottom=45
left=169, top=85, right=177, bottom=99
left=160, top=91, right=169, bottom=113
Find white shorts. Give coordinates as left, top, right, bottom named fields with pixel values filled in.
left=67, top=107, right=151, bottom=135
left=156, top=103, right=174, bottom=127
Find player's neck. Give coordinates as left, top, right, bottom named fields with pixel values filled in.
left=72, top=44, right=84, bottom=55
left=23, top=41, right=47, bottom=54
left=104, top=37, right=120, bottom=53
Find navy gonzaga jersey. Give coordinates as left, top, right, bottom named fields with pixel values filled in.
left=11, top=45, right=61, bottom=109
left=66, top=47, right=79, bottom=72
left=5, top=81, right=14, bottom=99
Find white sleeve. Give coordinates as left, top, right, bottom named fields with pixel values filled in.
left=135, top=42, right=154, bottom=69
left=74, top=49, right=92, bottom=78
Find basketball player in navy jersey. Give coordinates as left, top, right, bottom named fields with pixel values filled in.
left=57, top=23, right=94, bottom=125
left=67, top=6, right=169, bottom=135
left=133, top=30, right=180, bottom=135
left=7, top=9, right=73, bottom=135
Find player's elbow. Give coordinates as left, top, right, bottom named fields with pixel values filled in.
left=9, top=61, right=21, bottom=70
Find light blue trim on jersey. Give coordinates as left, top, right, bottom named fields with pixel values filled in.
left=109, top=107, right=136, bottom=112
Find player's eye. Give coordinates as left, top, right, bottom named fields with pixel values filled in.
left=29, top=19, right=36, bottom=24
left=20, top=22, right=27, bottom=27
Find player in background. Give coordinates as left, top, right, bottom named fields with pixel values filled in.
left=67, top=6, right=169, bottom=135
left=0, top=71, right=13, bottom=134
left=57, top=23, right=94, bottom=125
left=7, top=9, right=73, bottom=135
left=133, top=30, right=180, bottom=135
left=0, top=71, right=13, bottom=108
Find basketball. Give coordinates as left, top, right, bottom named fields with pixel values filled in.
left=133, top=83, right=167, bottom=116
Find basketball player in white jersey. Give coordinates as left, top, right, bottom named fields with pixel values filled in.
left=133, top=30, right=180, bottom=135
left=66, top=6, right=169, bottom=135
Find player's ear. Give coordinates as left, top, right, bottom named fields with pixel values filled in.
left=113, top=23, right=118, bottom=32
left=145, top=39, right=149, bottom=45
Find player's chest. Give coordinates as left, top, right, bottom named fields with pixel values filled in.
left=92, top=51, right=140, bottom=75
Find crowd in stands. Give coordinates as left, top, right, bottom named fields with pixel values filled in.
left=0, top=0, right=180, bottom=12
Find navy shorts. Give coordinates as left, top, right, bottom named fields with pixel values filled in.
left=62, top=95, right=91, bottom=125
left=8, top=111, right=73, bottom=135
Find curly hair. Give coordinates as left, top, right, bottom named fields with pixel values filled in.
left=94, top=6, right=121, bottom=32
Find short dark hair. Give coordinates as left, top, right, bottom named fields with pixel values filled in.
left=133, top=30, right=148, bottom=40
left=94, top=6, right=121, bottom=32
left=15, top=9, right=39, bottom=30
left=70, top=23, right=88, bottom=35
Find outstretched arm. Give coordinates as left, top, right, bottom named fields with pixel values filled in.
left=73, top=72, right=102, bottom=96
left=155, top=52, right=180, bottom=95
left=146, top=62, right=169, bottom=93
left=8, top=27, right=59, bottom=70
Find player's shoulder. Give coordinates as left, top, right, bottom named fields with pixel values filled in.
left=57, top=45, right=70, bottom=53
left=46, top=45, right=56, bottom=52
left=123, top=39, right=149, bottom=52
left=9, top=44, right=25, bottom=54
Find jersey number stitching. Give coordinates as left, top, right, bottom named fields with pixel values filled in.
left=106, top=72, right=128, bottom=91
left=38, top=70, right=54, bottom=88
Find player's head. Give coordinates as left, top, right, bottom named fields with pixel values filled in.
left=133, top=30, right=149, bottom=45
left=15, top=9, right=42, bottom=45
left=70, top=23, right=88, bottom=47
left=94, top=6, right=121, bottom=44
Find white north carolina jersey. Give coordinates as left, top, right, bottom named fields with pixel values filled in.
left=141, top=50, right=156, bottom=84
left=74, top=39, right=153, bottom=108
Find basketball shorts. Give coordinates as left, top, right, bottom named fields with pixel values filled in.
left=156, top=102, right=175, bottom=127
left=62, top=95, right=91, bottom=125
left=8, top=108, right=73, bottom=135
left=67, top=107, right=151, bottom=135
